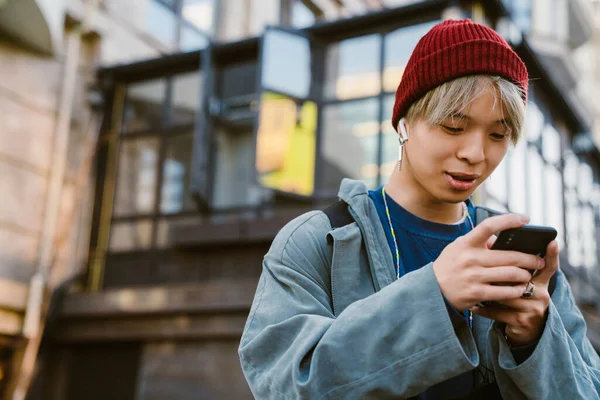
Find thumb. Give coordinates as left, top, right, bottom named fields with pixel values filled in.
left=486, top=235, right=497, bottom=250
left=534, top=240, right=559, bottom=284
left=466, top=214, right=528, bottom=247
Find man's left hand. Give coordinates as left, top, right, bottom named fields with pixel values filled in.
left=471, top=240, right=560, bottom=347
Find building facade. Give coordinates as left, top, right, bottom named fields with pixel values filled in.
left=0, top=0, right=213, bottom=397
left=1, top=0, right=600, bottom=399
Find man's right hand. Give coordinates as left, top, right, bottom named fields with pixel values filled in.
left=432, top=213, right=545, bottom=311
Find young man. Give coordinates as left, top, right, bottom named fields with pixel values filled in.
left=239, top=19, right=600, bottom=399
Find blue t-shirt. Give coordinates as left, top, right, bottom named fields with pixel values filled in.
left=369, top=187, right=476, bottom=399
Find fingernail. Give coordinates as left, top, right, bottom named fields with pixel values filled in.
left=520, top=215, right=529, bottom=223
left=538, top=257, right=545, bottom=268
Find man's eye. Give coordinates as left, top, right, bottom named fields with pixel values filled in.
left=490, top=133, right=508, bottom=140
left=442, top=125, right=463, bottom=134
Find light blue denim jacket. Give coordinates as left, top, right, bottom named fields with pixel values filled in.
left=238, top=179, right=600, bottom=399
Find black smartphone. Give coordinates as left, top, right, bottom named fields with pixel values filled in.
left=478, top=224, right=557, bottom=308
left=490, top=224, right=558, bottom=257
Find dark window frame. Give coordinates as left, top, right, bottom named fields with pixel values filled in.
left=151, top=0, right=212, bottom=50
left=106, top=65, right=204, bottom=254
left=96, top=4, right=454, bottom=261
left=91, top=0, right=600, bottom=282
left=310, top=15, right=447, bottom=197
left=282, top=0, right=326, bottom=28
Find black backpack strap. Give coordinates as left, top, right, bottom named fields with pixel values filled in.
left=474, top=206, right=503, bottom=226
left=322, top=201, right=354, bottom=229
left=322, top=201, right=355, bottom=314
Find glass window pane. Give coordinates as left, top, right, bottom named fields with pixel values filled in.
left=114, top=138, right=160, bottom=216
left=525, top=101, right=544, bottom=143
left=508, top=139, right=527, bottom=214
left=380, top=95, right=397, bottom=182
left=213, top=128, right=262, bottom=209
left=486, top=155, right=508, bottom=203
left=541, top=124, right=561, bottom=164
left=220, top=60, right=258, bottom=98
left=160, top=134, right=196, bottom=214
left=292, top=0, right=317, bottom=28
left=325, top=34, right=381, bottom=100
left=262, top=29, right=311, bottom=99
left=146, top=0, right=178, bottom=46
left=527, top=147, right=544, bottom=225
left=582, top=205, right=597, bottom=268
left=511, top=0, right=532, bottom=33
left=593, top=184, right=600, bottom=216
left=109, top=220, right=153, bottom=252
left=180, top=26, right=210, bottom=51
left=123, top=79, right=167, bottom=133
left=566, top=203, right=581, bottom=267
left=182, top=0, right=214, bottom=32
left=170, top=71, right=203, bottom=125
left=322, top=99, right=380, bottom=191
left=565, top=189, right=578, bottom=208
left=256, top=93, right=317, bottom=196
left=157, top=0, right=178, bottom=8
left=383, top=21, right=439, bottom=92
left=545, top=164, right=564, bottom=246
left=563, top=152, right=578, bottom=189
left=578, top=162, right=594, bottom=201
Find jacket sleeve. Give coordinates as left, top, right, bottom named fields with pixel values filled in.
left=238, top=211, right=479, bottom=399
left=489, top=269, right=600, bottom=399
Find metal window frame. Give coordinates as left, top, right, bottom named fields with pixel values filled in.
left=153, top=0, right=212, bottom=50
left=253, top=26, right=321, bottom=202
left=91, top=0, right=600, bottom=277
left=88, top=84, right=126, bottom=291
left=90, top=54, right=205, bottom=289
left=116, top=70, right=201, bottom=216
left=93, top=0, right=512, bottom=224
left=281, top=0, right=326, bottom=27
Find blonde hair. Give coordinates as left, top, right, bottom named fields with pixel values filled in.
left=405, top=75, right=526, bottom=144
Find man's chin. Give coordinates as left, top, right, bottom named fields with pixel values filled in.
left=438, top=189, right=474, bottom=204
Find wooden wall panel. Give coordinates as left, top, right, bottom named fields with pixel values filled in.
left=102, top=244, right=268, bottom=288
left=136, top=340, right=253, bottom=400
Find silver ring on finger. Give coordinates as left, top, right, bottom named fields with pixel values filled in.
left=521, top=281, right=536, bottom=299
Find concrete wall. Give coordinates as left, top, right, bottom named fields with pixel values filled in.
left=0, top=0, right=177, bottom=329
left=0, top=0, right=281, bottom=336
left=66, top=0, right=169, bottom=65
left=0, top=38, right=59, bottom=284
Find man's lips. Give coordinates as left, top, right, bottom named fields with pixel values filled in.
left=445, top=172, right=479, bottom=190
left=446, top=172, right=480, bottom=180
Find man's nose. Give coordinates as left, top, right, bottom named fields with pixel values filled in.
left=456, top=133, right=485, bottom=164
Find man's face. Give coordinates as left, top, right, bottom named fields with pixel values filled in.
left=402, top=87, right=511, bottom=204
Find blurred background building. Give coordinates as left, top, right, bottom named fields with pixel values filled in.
left=0, top=0, right=600, bottom=398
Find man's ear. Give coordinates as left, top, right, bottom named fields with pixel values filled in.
left=398, top=118, right=409, bottom=141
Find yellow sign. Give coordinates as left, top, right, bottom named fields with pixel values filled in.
left=256, top=92, right=317, bottom=196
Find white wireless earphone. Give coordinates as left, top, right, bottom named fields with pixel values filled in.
left=398, top=118, right=409, bottom=142
left=397, top=118, right=408, bottom=171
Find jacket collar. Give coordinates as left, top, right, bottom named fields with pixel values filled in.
left=337, top=179, right=397, bottom=290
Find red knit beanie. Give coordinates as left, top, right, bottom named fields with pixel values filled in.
left=391, top=19, right=529, bottom=131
